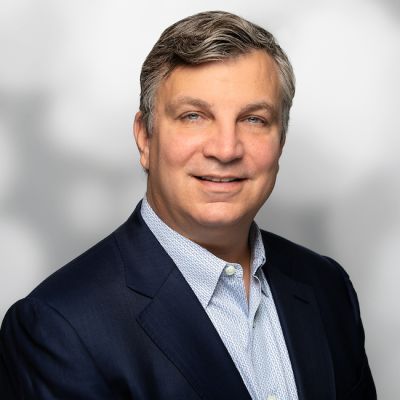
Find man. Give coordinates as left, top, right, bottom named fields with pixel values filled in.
left=0, top=11, right=376, bottom=400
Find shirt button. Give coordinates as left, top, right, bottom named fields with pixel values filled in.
left=224, top=264, right=236, bottom=276
left=267, top=395, right=277, bottom=400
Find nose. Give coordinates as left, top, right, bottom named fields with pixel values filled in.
left=202, top=121, right=244, bottom=163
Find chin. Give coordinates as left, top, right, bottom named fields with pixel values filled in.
left=191, top=204, right=250, bottom=229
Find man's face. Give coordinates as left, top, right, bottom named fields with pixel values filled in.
left=135, top=50, right=284, bottom=240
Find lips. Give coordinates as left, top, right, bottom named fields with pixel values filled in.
left=197, top=176, right=242, bottom=183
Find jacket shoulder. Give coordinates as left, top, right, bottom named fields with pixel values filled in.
left=27, top=231, right=124, bottom=312
left=260, top=229, right=350, bottom=288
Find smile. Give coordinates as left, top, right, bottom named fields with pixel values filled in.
left=196, top=176, right=244, bottom=183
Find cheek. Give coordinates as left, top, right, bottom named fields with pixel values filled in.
left=158, top=132, right=201, bottom=170
left=249, top=142, right=281, bottom=174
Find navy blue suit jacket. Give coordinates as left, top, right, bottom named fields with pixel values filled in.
left=0, top=203, right=376, bottom=399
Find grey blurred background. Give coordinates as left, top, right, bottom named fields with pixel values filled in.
left=1, top=0, right=399, bottom=397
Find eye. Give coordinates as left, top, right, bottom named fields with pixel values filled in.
left=245, top=115, right=266, bottom=125
left=181, top=112, right=201, bottom=121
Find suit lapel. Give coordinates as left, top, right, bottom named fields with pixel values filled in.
left=115, top=205, right=251, bottom=400
left=264, top=260, right=336, bottom=400
left=137, top=267, right=251, bottom=400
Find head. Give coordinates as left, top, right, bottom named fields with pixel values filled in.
left=139, top=10, right=295, bottom=141
left=134, top=11, right=296, bottom=248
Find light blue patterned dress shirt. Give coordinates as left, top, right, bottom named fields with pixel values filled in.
left=141, top=198, right=298, bottom=400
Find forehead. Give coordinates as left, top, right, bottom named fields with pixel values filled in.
left=155, top=50, right=281, bottom=111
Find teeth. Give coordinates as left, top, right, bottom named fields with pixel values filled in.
left=199, top=176, right=238, bottom=182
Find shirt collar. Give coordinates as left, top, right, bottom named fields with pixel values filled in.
left=140, top=197, right=266, bottom=308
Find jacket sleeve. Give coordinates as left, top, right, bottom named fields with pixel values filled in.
left=325, top=257, right=377, bottom=399
left=342, top=270, right=377, bottom=399
left=0, top=297, right=114, bottom=400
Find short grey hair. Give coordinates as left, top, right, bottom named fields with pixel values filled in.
left=139, top=10, right=295, bottom=139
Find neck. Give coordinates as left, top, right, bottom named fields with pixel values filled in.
left=193, top=224, right=252, bottom=302
left=194, top=226, right=251, bottom=266
left=182, top=221, right=253, bottom=300
left=144, top=195, right=254, bottom=301
left=145, top=195, right=253, bottom=270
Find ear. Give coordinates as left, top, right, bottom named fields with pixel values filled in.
left=279, top=132, right=286, bottom=155
left=133, top=111, right=150, bottom=171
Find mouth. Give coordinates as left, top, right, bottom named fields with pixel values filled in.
left=195, top=176, right=244, bottom=183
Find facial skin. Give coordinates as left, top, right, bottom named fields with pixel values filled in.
left=134, top=50, right=284, bottom=265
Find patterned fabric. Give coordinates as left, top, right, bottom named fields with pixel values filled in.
left=141, top=198, right=298, bottom=400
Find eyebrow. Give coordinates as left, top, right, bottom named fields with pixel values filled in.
left=165, top=96, right=278, bottom=118
left=165, top=96, right=213, bottom=115
left=239, top=101, right=278, bottom=118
